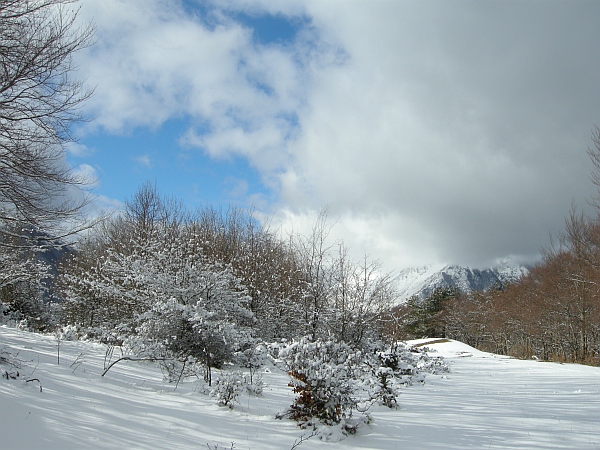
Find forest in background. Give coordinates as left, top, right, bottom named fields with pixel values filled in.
left=4, top=165, right=600, bottom=367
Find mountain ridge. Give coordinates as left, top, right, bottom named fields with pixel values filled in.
left=395, top=263, right=529, bottom=303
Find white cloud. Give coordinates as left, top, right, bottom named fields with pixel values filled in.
left=77, top=0, right=305, bottom=168
left=66, top=142, right=93, bottom=157
left=93, top=194, right=124, bottom=212
left=74, top=0, right=600, bottom=270
left=71, top=163, right=99, bottom=188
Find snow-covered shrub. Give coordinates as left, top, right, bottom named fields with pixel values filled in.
left=128, top=291, right=253, bottom=386
left=264, top=340, right=288, bottom=370
left=274, top=338, right=450, bottom=428
left=211, top=370, right=246, bottom=408
left=376, top=342, right=418, bottom=375
left=414, top=351, right=450, bottom=375
left=128, top=300, right=211, bottom=382
left=235, top=343, right=269, bottom=384
left=279, top=338, right=365, bottom=426
left=210, top=368, right=263, bottom=406
left=1, top=280, right=54, bottom=332
left=56, top=197, right=255, bottom=387
left=245, top=372, right=264, bottom=396
left=361, top=342, right=449, bottom=408
left=373, top=342, right=449, bottom=385
left=0, top=239, right=55, bottom=333
left=158, top=357, right=205, bottom=384
left=0, top=346, right=26, bottom=380
left=57, top=324, right=80, bottom=341
left=370, top=366, right=400, bottom=409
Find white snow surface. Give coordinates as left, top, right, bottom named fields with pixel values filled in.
left=1, top=327, right=599, bottom=449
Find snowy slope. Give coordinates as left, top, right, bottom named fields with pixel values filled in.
left=395, top=263, right=448, bottom=301
left=396, top=263, right=529, bottom=302
left=2, top=326, right=599, bottom=449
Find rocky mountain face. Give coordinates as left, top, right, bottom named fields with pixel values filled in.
left=395, top=263, right=529, bottom=303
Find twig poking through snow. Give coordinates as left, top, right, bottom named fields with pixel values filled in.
left=101, top=356, right=169, bottom=377
left=289, top=429, right=319, bottom=449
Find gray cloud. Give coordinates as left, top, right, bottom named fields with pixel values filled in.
left=275, top=0, right=600, bottom=268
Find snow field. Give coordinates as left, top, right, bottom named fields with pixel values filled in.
left=1, top=328, right=599, bottom=449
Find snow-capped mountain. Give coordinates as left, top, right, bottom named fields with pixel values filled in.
left=395, top=263, right=529, bottom=303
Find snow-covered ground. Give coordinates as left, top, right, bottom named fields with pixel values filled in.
left=1, top=327, right=599, bottom=449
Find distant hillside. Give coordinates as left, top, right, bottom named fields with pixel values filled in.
left=395, top=263, right=529, bottom=303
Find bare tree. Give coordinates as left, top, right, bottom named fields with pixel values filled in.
left=0, top=0, right=95, bottom=247
left=292, top=208, right=337, bottom=341
left=329, top=246, right=397, bottom=347
left=588, top=126, right=600, bottom=209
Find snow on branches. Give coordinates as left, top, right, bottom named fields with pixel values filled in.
left=274, top=338, right=449, bottom=432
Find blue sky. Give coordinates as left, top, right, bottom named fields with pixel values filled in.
left=72, top=118, right=271, bottom=208
left=69, top=0, right=600, bottom=271
left=71, top=3, right=306, bottom=210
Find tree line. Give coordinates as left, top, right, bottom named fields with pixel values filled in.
left=3, top=181, right=398, bottom=383
left=57, top=182, right=395, bottom=343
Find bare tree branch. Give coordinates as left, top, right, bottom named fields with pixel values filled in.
left=0, top=0, right=97, bottom=248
